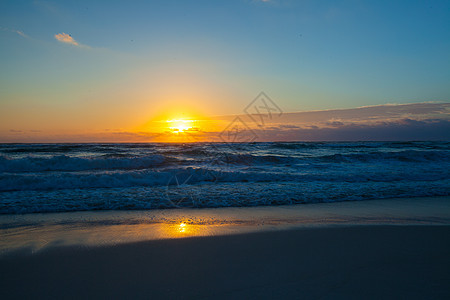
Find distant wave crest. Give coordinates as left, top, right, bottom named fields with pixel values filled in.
left=0, top=154, right=166, bottom=173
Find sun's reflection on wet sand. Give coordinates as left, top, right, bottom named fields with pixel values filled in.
left=0, top=220, right=231, bottom=254
left=178, top=222, right=186, bottom=233
left=158, top=221, right=217, bottom=238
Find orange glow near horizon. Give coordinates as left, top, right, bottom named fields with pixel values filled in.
left=133, top=107, right=226, bottom=142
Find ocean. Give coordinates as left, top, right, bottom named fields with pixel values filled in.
left=0, top=141, right=449, bottom=214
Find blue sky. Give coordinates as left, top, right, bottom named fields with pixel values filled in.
left=1, top=0, right=449, bottom=141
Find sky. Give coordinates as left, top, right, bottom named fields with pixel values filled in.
left=1, top=0, right=449, bottom=142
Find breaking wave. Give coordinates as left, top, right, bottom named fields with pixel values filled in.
left=0, top=141, right=449, bottom=213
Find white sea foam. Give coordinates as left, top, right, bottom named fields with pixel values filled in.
left=0, top=142, right=449, bottom=214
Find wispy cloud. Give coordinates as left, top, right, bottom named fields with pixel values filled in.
left=54, top=32, right=90, bottom=48
left=0, top=27, right=29, bottom=38
left=14, top=29, right=28, bottom=38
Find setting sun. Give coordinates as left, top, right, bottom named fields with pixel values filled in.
left=166, top=119, right=197, bottom=133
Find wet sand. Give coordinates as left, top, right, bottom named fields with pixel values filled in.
left=1, top=196, right=450, bottom=254
left=1, top=225, right=450, bottom=299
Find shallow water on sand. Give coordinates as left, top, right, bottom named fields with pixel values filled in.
left=1, top=196, right=449, bottom=255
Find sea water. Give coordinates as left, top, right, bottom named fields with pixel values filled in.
left=0, top=141, right=449, bottom=214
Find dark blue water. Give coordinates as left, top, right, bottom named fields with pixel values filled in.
left=0, top=142, right=449, bottom=214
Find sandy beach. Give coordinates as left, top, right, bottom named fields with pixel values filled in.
left=1, top=225, right=449, bottom=299
left=1, top=197, right=450, bottom=299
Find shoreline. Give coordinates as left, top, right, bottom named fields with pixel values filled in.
left=1, top=196, right=450, bottom=255
left=1, top=225, right=449, bottom=299
left=1, top=197, right=449, bottom=298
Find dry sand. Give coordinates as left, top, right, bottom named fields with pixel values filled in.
left=1, top=225, right=449, bottom=299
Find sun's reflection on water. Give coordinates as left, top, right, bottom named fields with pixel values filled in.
left=1, top=217, right=257, bottom=254
left=159, top=221, right=209, bottom=238
left=178, top=222, right=186, bottom=233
